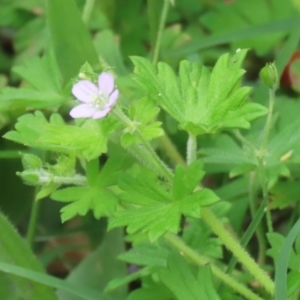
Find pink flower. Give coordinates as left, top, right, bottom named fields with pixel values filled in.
left=70, top=72, right=119, bottom=119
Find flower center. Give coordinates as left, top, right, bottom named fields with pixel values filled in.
left=90, top=91, right=108, bottom=109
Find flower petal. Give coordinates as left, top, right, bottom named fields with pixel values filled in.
left=92, top=108, right=111, bottom=119
left=106, top=89, right=119, bottom=108
left=70, top=104, right=98, bottom=118
left=98, top=72, right=114, bottom=97
left=72, top=80, right=98, bottom=103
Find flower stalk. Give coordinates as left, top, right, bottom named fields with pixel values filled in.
left=164, top=232, right=265, bottom=300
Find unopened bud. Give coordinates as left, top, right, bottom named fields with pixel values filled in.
left=259, top=63, right=279, bottom=90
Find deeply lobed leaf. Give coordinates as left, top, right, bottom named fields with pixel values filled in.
left=132, top=49, right=267, bottom=135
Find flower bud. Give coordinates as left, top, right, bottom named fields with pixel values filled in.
left=259, top=63, right=279, bottom=90
left=21, top=153, right=42, bottom=169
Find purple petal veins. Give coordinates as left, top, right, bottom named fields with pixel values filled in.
left=70, top=72, right=119, bottom=120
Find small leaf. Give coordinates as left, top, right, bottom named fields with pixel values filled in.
left=158, top=251, right=221, bottom=300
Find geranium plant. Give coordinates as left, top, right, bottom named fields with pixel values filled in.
left=0, top=1, right=300, bottom=300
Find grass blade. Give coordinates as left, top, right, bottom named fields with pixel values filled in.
left=46, top=0, right=99, bottom=81
left=166, top=17, right=300, bottom=56
left=275, top=218, right=300, bottom=300
left=0, top=262, right=106, bottom=300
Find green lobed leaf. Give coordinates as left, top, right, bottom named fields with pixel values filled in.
left=51, top=156, right=122, bottom=222
left=4, top=111, right=118, bottom=160
left=109, top=161, right=219, bottom=241
left=121, top=98, right=164, bottom=147
left=172, top=160, right=205, bottom=200
left=158, top=251, right=221, bottom=300
left=119, top=242, right=168, bottom=267
left=56, top=188, right=118, bottom=223
left=132, top=50, right=267, bottom=135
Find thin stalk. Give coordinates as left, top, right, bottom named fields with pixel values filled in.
left=256, top=87, right=275, bottom=234
left=82, top=0, right=95, bottom=24
left=152, top=0, right=169, bottom=65
left=164, top=233, right=264, bottom=300
left=233, top=129, right=257, bottom=153
left=113, top=108, right=173, bottom=182
left=26, top=195, right=41, bottom=248
left=201, top=207, right=274, bottom=294
left=259, top=88, right=275, bottom=155
left=186, top=132, right=197, bottom=165
left=159, top=135, right=186, bottom=166
left=257, top=159, right=273, bottom=233
left=248, top=172, right=267, bottom=265
left=221, top=191, right=269, bottom=293
left=37, top=174, right=87, bottom=186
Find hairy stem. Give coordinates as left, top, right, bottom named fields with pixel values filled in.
left=164, top=233, right=264, bottom=300
left=257, top=87, right=276, bottom=234
left=187, top=132, right=197, bottom=165
left=113, top=108, right=173, bottom=182
left=201, top=207, right=274, bottom=294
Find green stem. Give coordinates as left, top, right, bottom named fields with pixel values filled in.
left=164, top=233, right=264, bottom=300
left=152, top=0, right=169, bottom=65
left=257, top=159, right=273, bottom=233
left=39, top=174, right=87, bottom=186
left=233, top=129, right=257, bottom=153
left=113, top=108, right=173, bottom=182
left=248, top=172, right=266, bottom=265
left=256, top=87, right=276, bottom=234
left=26, top=195, right=41, bottom=248
left=82, top=0, right=95, bottom=24
left=201, top=207, right=274, bottom=294
left=187, top=132, right=197, bottom=165
left=259, top=88, right=275, bottom=155
left=159, top=135, right=186, bottom=166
